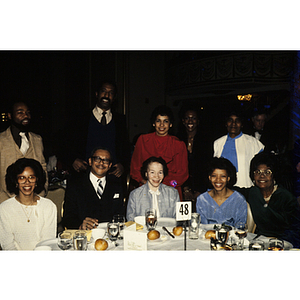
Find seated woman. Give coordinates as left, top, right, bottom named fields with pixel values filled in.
left=196, top=157, right=247, bottom=227
left=127, top=156, right=180, bottom=221
left=0, top=158, right=57, bottom=250
left=130, top=105, right=189, bottom=199
left=235, top=152, right=300, bottom=247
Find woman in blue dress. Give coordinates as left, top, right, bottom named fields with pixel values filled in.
left=196, top=157, right=247, bottom=227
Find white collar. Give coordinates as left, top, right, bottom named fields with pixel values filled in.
left=93, top=106, right=112, bottom=124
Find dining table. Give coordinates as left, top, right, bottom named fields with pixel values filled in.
left=35, top=218, right=294, bottom=251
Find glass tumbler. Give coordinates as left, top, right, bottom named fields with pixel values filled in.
left=189, top=213, right=200, bottom=239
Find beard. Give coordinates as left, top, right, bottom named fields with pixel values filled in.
left=11, top=118, right=31, bottom=132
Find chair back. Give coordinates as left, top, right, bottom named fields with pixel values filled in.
left=246, top=202, right=256, bottom=233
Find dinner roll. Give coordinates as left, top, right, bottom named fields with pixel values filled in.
left=205, top=230, right=216, bottom=239
left=95, top=238, right=108, bottom=251
left=173, top=226, right=183, bottom=236
left=147, top=230, right=160, bottom=240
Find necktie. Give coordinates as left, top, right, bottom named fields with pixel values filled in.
left=101, top=111, right=107, bottom=125
left=19, top=132, right=29, bottom=155
left=149, top=189, right=160, bottom=218
left=97, top=179, right=104, bottom=198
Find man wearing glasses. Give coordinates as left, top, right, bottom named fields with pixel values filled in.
left=62, top=147, right=124, bottom=230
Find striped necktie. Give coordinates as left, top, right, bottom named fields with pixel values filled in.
left=97, top=179, right=104, bottom=198
left=19, top=132, right=29, bottom=155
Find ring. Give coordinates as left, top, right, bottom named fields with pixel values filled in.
left=93, top=223, right=95, bottom=227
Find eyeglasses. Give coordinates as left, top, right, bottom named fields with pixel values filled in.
left=253, top=169, right=273, bottom=176
left=92, top=156, right=111, bottom=165
left=17, top=175, right=37, bottom=184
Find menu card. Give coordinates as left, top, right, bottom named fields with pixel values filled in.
left=123, top=223, right=147, bottom=251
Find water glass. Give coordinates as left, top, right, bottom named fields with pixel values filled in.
left=145, top=208, right=157, bottom=231
left=57, top=231, right=73, bottom=250
left=189, top=213, right=200, bottom=239
left=107, top=222, right=120, bottom=246
left=112, top=214, right=125, bottom=239
left=249, top=240, right=265, bottom=251
left=73, top=230, right=87, bottom=250
left=268, top=238, right=284, bottom=251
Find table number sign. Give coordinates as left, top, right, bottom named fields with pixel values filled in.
left=176, top=201, right=192, bottom=221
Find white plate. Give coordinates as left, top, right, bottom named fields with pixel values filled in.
left=35, top=238, right=60, bottom=250
left=88, top=238, right=113, bottom=251
left=97, top=222, right=108, bottom=230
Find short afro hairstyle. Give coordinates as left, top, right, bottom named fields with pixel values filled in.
left=140, top=156, right=168, bottom=181
left=250, top=152, right=278, bottom=182
left=150, top=105, right=174, bottom=125
left=5, top=158, right=46, bottom=195
left=207, top=157, right=237, bottom=188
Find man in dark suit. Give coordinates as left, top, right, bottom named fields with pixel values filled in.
left=62, top=147, right=124, bottom=230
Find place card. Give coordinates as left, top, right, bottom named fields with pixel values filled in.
left=123, top=223, right=147, bottom=251
left=176, top=201, right=192, bottom=221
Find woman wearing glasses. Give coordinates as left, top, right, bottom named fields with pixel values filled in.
left=235, top=152, right=300, bottom=247
left=0, top=158, right=57, bottom=250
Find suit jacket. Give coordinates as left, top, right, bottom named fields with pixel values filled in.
left=63, top=108, right=130, bottom=174
left=0, top=127, right=47, bottom=203
left=62, top=171, right=124, bottom=229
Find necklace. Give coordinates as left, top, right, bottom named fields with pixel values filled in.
left=21, top=205, right=33, bottom=222
left=16, top=196, right=35, bottom=222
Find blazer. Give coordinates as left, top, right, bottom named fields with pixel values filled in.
left=0, top=127, right=47, bottom=203
left=126, top=183, right=180, bottom=221
left=62, top=170, right=124, bottom=229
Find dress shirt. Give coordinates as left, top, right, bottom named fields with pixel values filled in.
left=89, top=172, right=106, bottom=197
left=93, top=107, right=112, bottom=124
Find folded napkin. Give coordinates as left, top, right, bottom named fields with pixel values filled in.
left=125, top=221, right=143, bottom=230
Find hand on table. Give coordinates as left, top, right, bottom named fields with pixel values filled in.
left=80, top=217, right=99, bottom=230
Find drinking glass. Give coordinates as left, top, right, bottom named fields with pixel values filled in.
left=268, top=238, right=284, bottom=251
left=57, top=231, right=73, bottom=250
left=249, top=240, right=265, bottom=251
left=189, top=213, right=200, bottom=239
left=112, top=214, right=126, bottom=239
left=107, top=222, right=119, bottom=246
left=216, top=225, right=229, bottom=245
left=234, top=222, right=248, bottom=250
left=145, top=208, right=157, bottom=231
left=73, top=230, right=88, bottom=250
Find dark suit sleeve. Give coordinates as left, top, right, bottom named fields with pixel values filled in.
left=62, top=175, right=82, bottom=229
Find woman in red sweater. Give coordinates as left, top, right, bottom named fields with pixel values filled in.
left=130, top=105, right=189, bottom=199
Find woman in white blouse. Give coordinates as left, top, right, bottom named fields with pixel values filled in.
left=0, top=158, right=57, bottom=250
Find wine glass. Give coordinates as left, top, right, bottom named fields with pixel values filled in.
left=57, top=231, right=73, bottom=250
left=112, top=214, right=125, bottom=239
left=73, top=230, right=88, bottom=250
left=234, top=222, right=248, bottom=250
left=268, top=238, right=284, bottom=251
left=107, top=222, right=119, bottom=246
left=145, top=208, right=157, bottom=231
left=249, top=240, right=265, bottom=251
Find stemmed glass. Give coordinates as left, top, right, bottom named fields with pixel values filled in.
left=107, top=222, right=120, bottom=246
left=145, top=208, right=157, bottom=231
left=57, top=231, right=73, bottom=250
left=112, top=214, right=125, bottom=239
left=235, top=222, right=248, bottom=250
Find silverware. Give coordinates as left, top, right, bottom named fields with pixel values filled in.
left=162, top=226, right=175, bottom=238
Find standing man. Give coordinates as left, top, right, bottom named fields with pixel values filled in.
left=213, top=112, right=264, bottom=188
left=71, top=80, right=130, bottom=177
left=0, top=101, right=47, bottom=203
left=62, top=147, right=124, bottom=230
